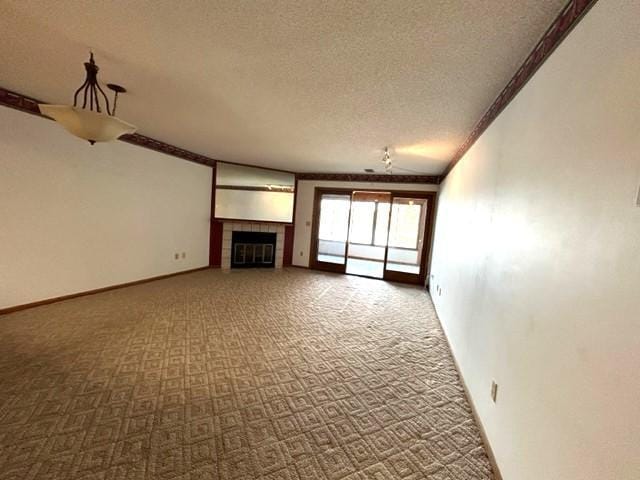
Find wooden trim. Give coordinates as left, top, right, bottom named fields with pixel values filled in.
left=120, top=134, right=217, bottom=167
left=0, top=267, right=211, bottom=316
left=292, top=175, right=299, bottom=221
left=433, top=306, right=503, bottom=480
left=310, top=187, right=437, bottom=196
left=297, top=172, right=440, bottom=184
left=216, top=160, right=296, bottom=175
left=351, top=191, right=392, bottom=203
left=209, top=221, right=223, bottom=267
left=212, top=217, right=292, bottom=225
left=440, top=0, right=599, bottom=180
left=209, top=170, right=220, bottom=267
left=283, top=225, right=294, bottom=267
left=0, top=87, right=42, bottom=116
left=215, top=185, right=295, bottom=193
left=285, top=175, right=299, bottom=266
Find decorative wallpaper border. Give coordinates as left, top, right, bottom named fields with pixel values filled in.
left=0, top=86, right=218, bottom=168
left=441, top=0, right=599, bottom=178
left=2, top=0, right=599, bottom=183
left=297, top=172, right=440, bottom=184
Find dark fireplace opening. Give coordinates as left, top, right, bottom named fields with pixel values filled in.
left=231, top=231, right=276, bottom=268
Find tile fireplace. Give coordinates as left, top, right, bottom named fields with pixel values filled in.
left=231, top=231, right=276, bottom=268
left=221, top=222, right=285, bottom=269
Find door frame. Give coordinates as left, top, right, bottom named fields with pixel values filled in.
left=309, top=189, right=352, bottom=274
left=309, top=187, right=437, bottom=285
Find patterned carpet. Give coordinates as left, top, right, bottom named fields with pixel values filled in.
left=0, top=268, right=493, bottom=479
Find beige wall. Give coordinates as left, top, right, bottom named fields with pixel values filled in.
left=293, top=180, right=438, bottom=267
left=430, top=1, right=640, bottom=478
left=0, top=107, right=212, bottom=309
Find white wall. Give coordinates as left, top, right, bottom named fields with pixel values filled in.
left=293, top=180, right=438, bottom=267
left=0, top=107, right=212, bottom=309
left=430, top=1, right=640, bottom=479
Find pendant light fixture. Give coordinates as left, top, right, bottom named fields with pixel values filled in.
left=38, top=52, right=136, bottom=144
left=382, top=146, right=392, bottom=174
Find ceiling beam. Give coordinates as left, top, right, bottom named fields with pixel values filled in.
left=440, top=0, right=599, bottom=180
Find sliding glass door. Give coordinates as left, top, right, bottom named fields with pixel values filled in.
left=312, top=192, right=351, bottom=272
left=345, top=192, right=391, bottom=279
left=311, top=188, right=435, bottom=285
left=383, top=196, right=429, bottom=283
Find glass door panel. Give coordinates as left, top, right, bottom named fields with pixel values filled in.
left=315, top=193, right=351, bottom=271
left=345, top=191, right=391, bottom=279
left=384, top=197, right=428, bottom=283
left=312, top=189, right=434, bottom=284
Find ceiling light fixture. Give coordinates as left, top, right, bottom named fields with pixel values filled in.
left=38, top=52, right=136, bottom=145
left=265, top=184, right=295, bottom=192
left=381, top=146, right=392, bottom=174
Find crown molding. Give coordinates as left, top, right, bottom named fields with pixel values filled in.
left=0, top=86, right=218, bottom=168
left=6, top=0, right=598, bottom=185
left=440, top=0, right=599, bottom=180
left=119, top=134, right=216, bottom=167
left=297, top=172, right=440, bottom=184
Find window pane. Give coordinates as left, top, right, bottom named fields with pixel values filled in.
left=374, top=202, right=390, bottom=246
left=318, top=197, right=350, bottom=241
left=349, top=202, right=375, bottom=244
left=388, top=203, right=422, bottom=249
left=317, top=194, right=351, bottom=265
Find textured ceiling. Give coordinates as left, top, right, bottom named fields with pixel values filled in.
left=0, top=0, right=566, bottom=174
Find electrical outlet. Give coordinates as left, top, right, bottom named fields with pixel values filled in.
left=491, top=381, right=498, bottom=403
left=181, top=252, right=186, bottom=259
left=174, top=253, right=179, bottom=260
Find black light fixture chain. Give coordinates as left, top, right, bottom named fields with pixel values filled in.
left=71, top=52, right=113, bottom=116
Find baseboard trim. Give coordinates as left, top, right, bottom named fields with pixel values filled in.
left=0, top=266, right=211, bottom=315
left=432, top=303, right=504, bottom=480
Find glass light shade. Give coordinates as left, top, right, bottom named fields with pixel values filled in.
left=38, top=104, right=137, bottom=143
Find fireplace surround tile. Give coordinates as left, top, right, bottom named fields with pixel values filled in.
left=221, top=221, right=285, bottom=270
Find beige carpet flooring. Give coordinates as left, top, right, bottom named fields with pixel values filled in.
left=0, top=268, right=494, bottom=479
